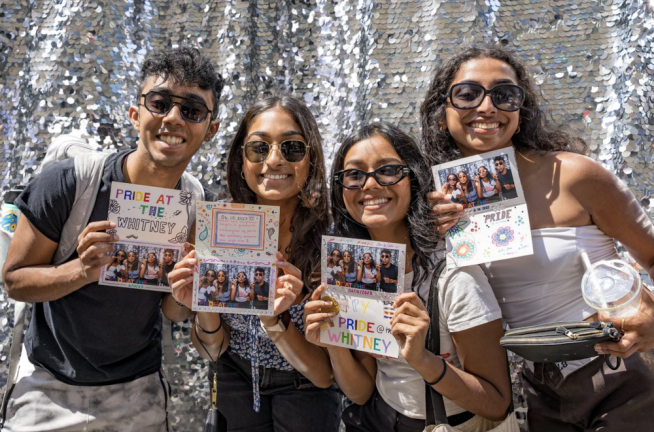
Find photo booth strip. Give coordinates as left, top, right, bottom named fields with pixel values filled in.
left=432, top=148, right=534, bottom=267
left=99, top=240, right=182, bottom=293
left=192, top=258, right=277, bottom=316
left=321, top=235, right=406, bottom=300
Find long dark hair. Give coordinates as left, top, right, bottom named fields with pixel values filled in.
left=342, top=250, right=355, bottom=273
left=420, top=45, right=586, bottom=165
left=457, top=170, right=474, bottom=192
left=331, top=122, right=439, bottom=288
left=125, top=251, right=139, bottom=272
left=216, top=270, right=229, bottom=293
left=226, top=96, right=328, bottom=288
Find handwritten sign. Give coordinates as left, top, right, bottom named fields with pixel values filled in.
left=318, top=235, right=405, bottom=356
left=107, top=182, right=190, bottom=245
left=213, top=210, right=264, bottom=249
left=100, top=182, right=190, bottom=292
left=432, top=147, right=533, bottom=266
left=195, top=202, right=279, bottom=259
left=320, top=290, right=399, bottom=357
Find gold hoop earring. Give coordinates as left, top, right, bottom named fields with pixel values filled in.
left=241, top=171, right=245, bottom=180
left=439, top=125, right=447, bottom=132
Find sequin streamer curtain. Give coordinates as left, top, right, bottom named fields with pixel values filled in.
left=1, top=0, right=653, bottom=430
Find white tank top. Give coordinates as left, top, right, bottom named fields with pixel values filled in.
left=481, top=225, right=619, bottom=329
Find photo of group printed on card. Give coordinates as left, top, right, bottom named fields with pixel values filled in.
left=319, top=236, right=406, bottom=358
left=432, top=147, right=533, bottom=267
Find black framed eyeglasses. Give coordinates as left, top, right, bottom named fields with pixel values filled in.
left=140, top=91, right=213, bottom=123
left=334, top=164, right=411, bottom=190
left=243, top=140, right=309, bottom=163
left=446, top=83, right=525, bottom=112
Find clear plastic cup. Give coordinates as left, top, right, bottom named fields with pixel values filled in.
left=581, top=258, right=641, bottom=318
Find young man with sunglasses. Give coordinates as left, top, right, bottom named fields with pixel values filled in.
left=2, top=47, right=223, bottom=432
left=251, top=267, right=270, bottom=310
left=492, top=156, right=517, bottom=200
left=377, top=249, right=398, bottom=293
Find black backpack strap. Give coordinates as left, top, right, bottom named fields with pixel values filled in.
left=425, top=259, right=449, bottom=426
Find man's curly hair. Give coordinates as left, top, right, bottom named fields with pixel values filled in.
left=140, top=47, right=224, bottom=119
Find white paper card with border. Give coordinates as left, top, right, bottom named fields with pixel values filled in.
left=432, top=147, right=533, bottom=267
left=99, top=181, right=191, bottom=292
left=319, top=235, right=406, bottom=358
left=192, top=202, right=280, bottom=316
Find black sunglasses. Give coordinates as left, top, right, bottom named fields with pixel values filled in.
left=446, top=83, right=525, bottom=112
left=495, top=161, right=504, bottom=166
left=381, top=254, right=391, bottom=258
left=334, top=164, right=411, bottom=190
left=140, top=91, right=213, bottom=123
left=243, top=140, right=309, bottom=164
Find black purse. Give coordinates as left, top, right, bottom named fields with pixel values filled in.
left=499, top=321, right=622, bottom=368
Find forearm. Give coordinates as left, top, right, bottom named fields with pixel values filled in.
left=327, top=346, right=374, bottom=404
left=266, top=324, right=334, bottom=388
left=4, top=259, right=90, bottom=302
left=161, top=294, right=193, bottom=322
left=410, top=350, right=510, bottom=421
left=191, top=313, right=230, bottom=361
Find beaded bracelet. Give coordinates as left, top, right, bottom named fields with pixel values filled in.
left=195, top=314, right=222, bottom=334
left=424, top=355, right=447, bottom=386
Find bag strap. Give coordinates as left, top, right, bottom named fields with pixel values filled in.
left=424, top=259, right=449, bottom=426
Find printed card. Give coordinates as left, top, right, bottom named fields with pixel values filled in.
left=195, top=202, right=280, bottom=259
left=192, top=257, right=276, bottom=315
left=319, top=236, right=406, bottom=358
left=432, top=147, right=533, bottom=266
left=100, top=182, right=192, bottom=292
left=192, top=202, right=280, bottom=316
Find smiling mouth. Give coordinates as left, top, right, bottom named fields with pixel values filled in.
left=262, top=173, right=291, bottom=180
left=469, top=122, right=501, bottom=130
left=157, top=135, right=186, bottom=145
left=362, top=198, right=390, bottom=206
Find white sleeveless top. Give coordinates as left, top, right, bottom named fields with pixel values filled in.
left=482, top=225, right=619, bottom=329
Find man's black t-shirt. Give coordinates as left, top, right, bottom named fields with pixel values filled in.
left=15, top=149, right=167, bottom=386
left=253, top=281, right=270, bottom=309
left=161, top=261, right=176, bottom=286
left=379, top=263, right=399, bottom=293
left=497, top=169, right=518, bottom=199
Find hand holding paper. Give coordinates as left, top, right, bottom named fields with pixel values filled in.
left=304, top=285, right=335, bottom=348
left=167, top=250, right=197, bottom=309
left=77, top=220, right=118, bottom=283
left=270, top=252, right=303, bottom=318
left=391, top=292, right=430, bottom=365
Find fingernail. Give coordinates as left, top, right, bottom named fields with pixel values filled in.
left=328, top=312, right=335, bottom=317
left=109, top=222, right=116, bottom=228
left=456, top=204, right=463, bottom=210
left=594, top=345, right=604, bottom=354
left=323, top=301, right=332, bottom=307
left=112, top=234, right=120, bottom=241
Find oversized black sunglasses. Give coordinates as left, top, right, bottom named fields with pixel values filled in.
left=243, top=140, right=309, bottom=163
left=140, top=91, right=213, bottom=123
left=334, top=164, right=411, bottom=190
left=446, top=83, right=525, bottom=112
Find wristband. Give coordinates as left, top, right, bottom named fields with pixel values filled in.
left=195, top=314, right=222, bottom=334
left=424, top=355, right=447, bottom=386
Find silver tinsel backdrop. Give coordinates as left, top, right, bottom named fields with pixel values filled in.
left=1, top=0, right=654, bottom=430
